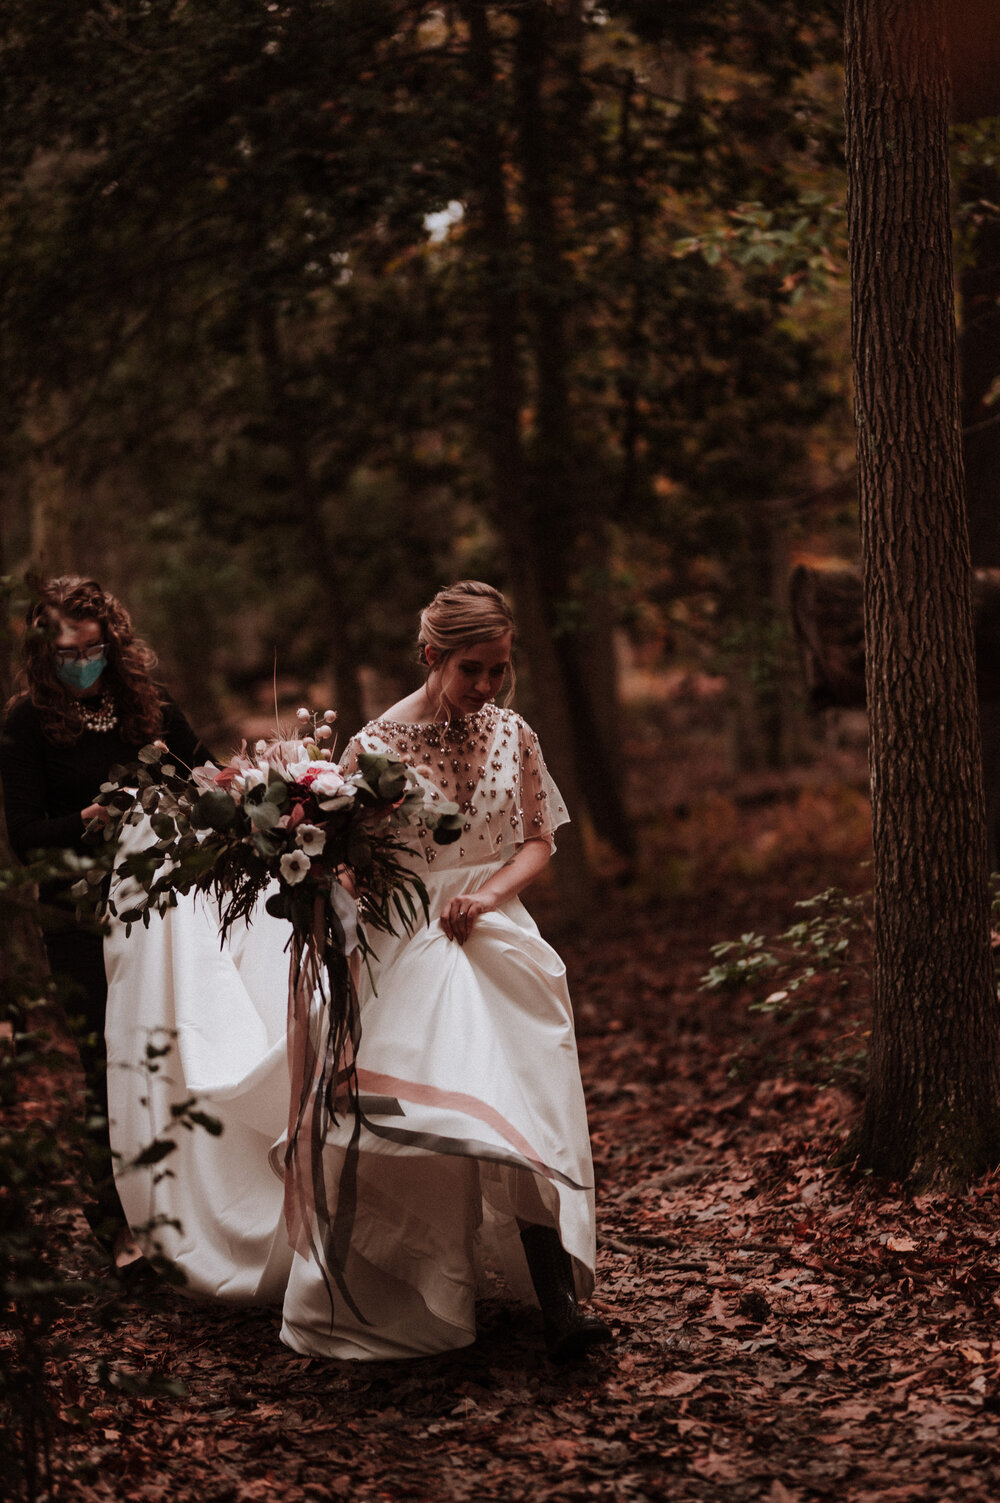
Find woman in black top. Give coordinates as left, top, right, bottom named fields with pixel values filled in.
left=0, top=575, right=209, bottom=1265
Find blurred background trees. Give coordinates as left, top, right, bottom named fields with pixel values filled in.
left=5, top=0, right=993, bottom=892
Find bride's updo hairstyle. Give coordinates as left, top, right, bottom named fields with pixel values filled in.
left=418, top=580, right=516, bottom=709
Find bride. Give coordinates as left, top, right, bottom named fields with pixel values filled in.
left=106, top=581, right=611, bottom=1360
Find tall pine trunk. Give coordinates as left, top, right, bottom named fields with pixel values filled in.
left=845, top=0, right=1000, bottom=1186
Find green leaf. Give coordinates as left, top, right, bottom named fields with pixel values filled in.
left=376, top=768, right=407, bottom=802
left=250, top=799, right=280, bottom=831
left=192, top=790, right=239, bottom=832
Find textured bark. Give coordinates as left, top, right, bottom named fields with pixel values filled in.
left=790, top=564, right=1000, bottom=711
left=845, top=0, right=1000, bottom=1185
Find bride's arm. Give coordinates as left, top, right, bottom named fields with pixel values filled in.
left=440, top=838, right=551, bottom=945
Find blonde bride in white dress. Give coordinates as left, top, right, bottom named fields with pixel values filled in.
left=280, top=581, right=610, bottom=1361
left=105, top=580, right=610, bottom=1361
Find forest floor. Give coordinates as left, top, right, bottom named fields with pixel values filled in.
left=13, top=695, right=1000, bottom=1502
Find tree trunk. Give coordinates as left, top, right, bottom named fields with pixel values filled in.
left=256, top=306, right=367, bottom=742
left=511, top=2, right=635, bottom=863
left=844, top=0, right=1000, bottom=1186
left=728, top=502, right=806, bottom=773
left=24, top=397, right=78, bottom=579
left=460, top=0, right=594, bottom=920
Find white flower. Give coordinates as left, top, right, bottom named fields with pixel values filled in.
left=234, top=767, right=267, bottom=793
left=285, top=758, right=319, bottom=782
left=311, top=769, right=354, bottom=809
left=295, top=824, right=326, bottom=856
left=255, top=739, right=268, bottom=755
left=191, top=761, right=225, bottom=792
left=311, top=766, right=348, bottom=795
left=279, top=850, right=311, bottom=885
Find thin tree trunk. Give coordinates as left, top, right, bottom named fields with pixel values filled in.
left=844, top=0, right=1000, bottom=1186
left=24, top=398, right=77, bottom=579
left=511, top=1, right=635, bottom=863
left=256, top=306, right=367, bottom=741
left=461, top=0, right=594, bottom=919
left=616, top=75, right=645, bottom=525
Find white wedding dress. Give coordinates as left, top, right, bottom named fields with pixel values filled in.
left=104, top=704, right=597, bottom=1360
left=104, top=861, right=295, bottom=1302
left=279, top=705, right=597, bottom=1359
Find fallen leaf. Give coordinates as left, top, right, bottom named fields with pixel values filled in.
left=654, top=1372, right=704, bottom=1397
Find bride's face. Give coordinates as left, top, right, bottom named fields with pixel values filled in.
left=428, top=632, right=512, bottom=718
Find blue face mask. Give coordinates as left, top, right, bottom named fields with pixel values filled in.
left=55, top=653, right=108, bottom=692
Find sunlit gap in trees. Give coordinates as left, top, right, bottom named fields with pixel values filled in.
left=424, top=200, right=465, bottom=243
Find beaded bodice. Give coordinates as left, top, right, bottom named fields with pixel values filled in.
left=340, top=704, right=568, bottom=870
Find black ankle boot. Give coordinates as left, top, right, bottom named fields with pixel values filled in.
left=520, top=1225, right=613, bottom=1361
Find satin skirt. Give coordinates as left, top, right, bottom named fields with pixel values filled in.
left=279, top=862, right=596, bottom=1360
left=104, top=856, right=596, bottom=1358
left=104, top=887, right=295, bottom=1304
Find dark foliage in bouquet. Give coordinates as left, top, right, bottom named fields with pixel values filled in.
left=73, top=713, right=463, bottom=1313
left=76, top=715, right=462, bottom=963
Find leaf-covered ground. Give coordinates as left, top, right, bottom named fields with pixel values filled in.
left=14, top=718, right=1000, bottom=1502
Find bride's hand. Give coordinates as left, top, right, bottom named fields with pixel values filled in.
left=441, top=891, right=497, bottom=945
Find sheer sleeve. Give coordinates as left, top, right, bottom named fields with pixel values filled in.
left=512, top=717, right=569, bottom=853
left=338, top=726, right=386, bottom=778
left=338, top=735, right=361, bottom=777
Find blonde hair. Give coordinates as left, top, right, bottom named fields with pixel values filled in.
left=418, top=581, right=516, bottom=709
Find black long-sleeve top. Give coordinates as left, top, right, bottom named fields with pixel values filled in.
left=0, top=694, right=209, bottom=862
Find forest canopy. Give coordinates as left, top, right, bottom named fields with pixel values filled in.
left=0, top=2, right=853, bottom=798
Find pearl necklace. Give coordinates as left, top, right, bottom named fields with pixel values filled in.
left=78, top=688, right=118, bottom=734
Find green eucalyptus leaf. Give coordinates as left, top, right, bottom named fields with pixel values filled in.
left=250, top=799, right=280, bottom=831
left=192, top=790, right=239, bottom=832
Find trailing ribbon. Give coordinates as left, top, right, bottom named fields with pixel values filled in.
left=282, top=886, right=589, bottom=1331
left=283, top=884, right=370, bottom=1327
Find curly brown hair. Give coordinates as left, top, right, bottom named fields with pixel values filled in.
left=16, top=576, right=166, bottom=747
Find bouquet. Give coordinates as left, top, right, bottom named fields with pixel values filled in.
left=80, top=710, right=462, bottom=1304
left=83, top=708, right=461, bottom=954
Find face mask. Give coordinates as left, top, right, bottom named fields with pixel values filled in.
left=55, top=653, right=108, bottom=692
